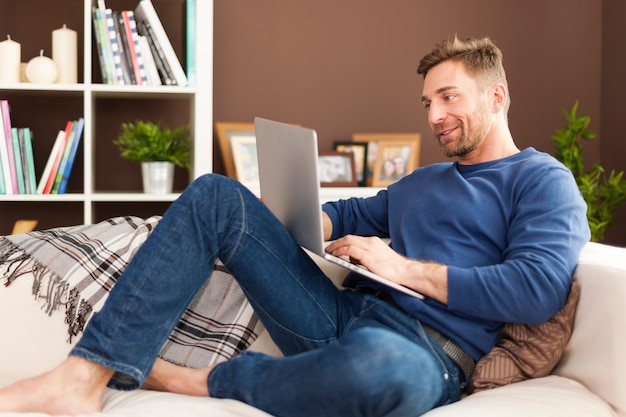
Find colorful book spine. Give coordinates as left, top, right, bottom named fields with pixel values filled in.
left=105, top=8, right=125, bottom=85
left=51, top=121, right=77, bottom=194
left=41, top=121, right=72, bottom=194
left=22, top=127, right=37, bottom=194
left=10, top=128, right=25, bottom=194
left=135, top=0, right=188, bottom=86
left=0, top=103, right=11, bottom=194
left=114, top=10, right=135, bottom=84
left=122, top=10, right=148, bottom=85
left=186, top=0, right=196, bottom=87
left=92, top=8, right=109, bottom=83
left=94, top=8, right=114, bottom=84
left=1, top=100, right=17, bottom=194
left=17, top=129, right=30, bottom=194
left=57, top=118, right=84, bottom=194
left=0, top=152, right=5, bottom=194
left=138, top=19, right=175, bottom=85
left=138, top=35, right=161, bottom=86
left=37, top=130, right=66, bottom=194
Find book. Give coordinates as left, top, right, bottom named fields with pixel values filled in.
left=186, top=0, right=196, bottom=87
left=93, top=8, right=113, bottom=84
left=22, top=127, right=37, bottom=194
left=17, top=129, right=30, bottom=193
left=41, top=121, right=72, bottom=194
left=0, top=152, right=5, bottom=194
left=138, top=19, right=175, bottom=85
left=10, top=128, right=25, bottom=194
left=113, top=10, right=135, bottom=84
left=121, top=10, right=148, bottom=85
left=57, top=118, right=84, bottom=194
left=135, top=0, right=188, bottom=86
left=0, top=103, right=12, bottom=194
left=138, top=35, right=161, bottom=86
left=51, top=121, right=77, bottom=194
left=91, top=8, right=107, bottom=83
left=36, top=130, right=67, bottom=194
left=0, top=100, right=19, bottom=194
left=1, top=100, right=17, bottom=193
left=104, top=7, right=125, bottom=85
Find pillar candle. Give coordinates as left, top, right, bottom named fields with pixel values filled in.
left=52, top=24, right=77, bottom=84
left=26, top=50, right=58, bottom=84
left=0, top=35, right=21, bottom=83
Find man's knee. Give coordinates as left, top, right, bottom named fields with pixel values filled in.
left=338, top=327, right=444, bottom=412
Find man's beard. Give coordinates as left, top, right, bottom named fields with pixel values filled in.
left=439, top=127, right=479, bottom=158
left=437, top=104, right=491, bottom=159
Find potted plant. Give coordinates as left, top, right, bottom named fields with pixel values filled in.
left=552, top=101, right=626, bottom=242
left=114, top=120, right=191, bottom=194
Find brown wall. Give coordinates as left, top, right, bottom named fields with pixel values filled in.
left=215, top=0, right=626, bottom=245
left=601, top=0, right=626, bottom=245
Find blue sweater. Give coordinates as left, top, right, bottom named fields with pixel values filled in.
left=322, top=148, right=590, bottom=360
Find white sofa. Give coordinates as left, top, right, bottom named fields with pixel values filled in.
left=0, top=241, right=624, bottom=417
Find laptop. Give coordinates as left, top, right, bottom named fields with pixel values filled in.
left=254, top=117, right=423, bottom=299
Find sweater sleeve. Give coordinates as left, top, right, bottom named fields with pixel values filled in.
left=322, top=189, right=390, bottom=240
left=446, top=166, right=590, bottom=325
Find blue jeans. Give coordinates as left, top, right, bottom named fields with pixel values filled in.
left=71, top=174, right=463, bottom=417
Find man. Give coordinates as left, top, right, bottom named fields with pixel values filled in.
left=0, top=36, right=589, bottom=417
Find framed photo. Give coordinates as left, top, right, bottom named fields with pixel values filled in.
left=352, top=133, right=421, bottom=186
left=215, top=122, right=256, bottom=179
left=230, top=135, right=260, bottom=190
left=318, top=151, right=358, bottom=187
left=333, top=141, right=369, bottom=186
left=371, top=140, right=420, bottom=187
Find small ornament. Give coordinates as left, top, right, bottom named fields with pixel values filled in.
left=26, top=49, right=58, bottom=84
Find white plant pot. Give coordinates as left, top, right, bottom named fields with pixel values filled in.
left=141, top=162, right=174, bottom=194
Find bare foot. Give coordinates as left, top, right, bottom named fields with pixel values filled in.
left=142, top=358, right=214, bottom=397
left=0, top=356, right=114, bottom=415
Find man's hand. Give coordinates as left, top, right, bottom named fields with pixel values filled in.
left=325, top=235, right=449, bottom=303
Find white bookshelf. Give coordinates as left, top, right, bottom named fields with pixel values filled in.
left=0, top=0, right=213, bottom=226
left=0, top=0, right=383, bottom=231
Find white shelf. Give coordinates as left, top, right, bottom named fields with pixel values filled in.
left=0, top=0, right=213, bottom=226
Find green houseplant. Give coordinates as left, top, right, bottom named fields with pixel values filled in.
left=114, top=120, right=191, bottom=169
left=551, top=101, right=626, bottom=242
left=114, top=120, right=191, bottom=194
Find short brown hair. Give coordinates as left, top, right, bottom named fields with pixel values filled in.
left=418, top=36, right=510, bottom=112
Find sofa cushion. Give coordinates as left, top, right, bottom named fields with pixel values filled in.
left=0, top=377, right=274, bottom=417
left=0, top=217, right=263, bottom=373
left=467, top=280, right=580, bottom=393
left=423, top=375, right=617, bottom=417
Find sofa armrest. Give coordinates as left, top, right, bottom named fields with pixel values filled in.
left=553, top=242, right=626, bottom=416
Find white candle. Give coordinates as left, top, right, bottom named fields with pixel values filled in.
left=26, top=50, right=58, bottom=84
left=52, top=24, right=77, bottom=84
left=0, top=35, right=21, bottom=83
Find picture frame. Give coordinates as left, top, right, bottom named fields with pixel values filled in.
left=333, top=141, right=369, bottom=186
left=318, top=151, right=358, bottom=187
left=215, top=122, right=256, bottom=179
left=371, top=139, right=420, bottom=187
left=230, top=134, right=260, bottom=190
left=352, top=133, right=421, bottom=186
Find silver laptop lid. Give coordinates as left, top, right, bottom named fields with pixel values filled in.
left=254, top=117, right=326, bottom=256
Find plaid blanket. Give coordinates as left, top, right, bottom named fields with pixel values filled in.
left=0, top=216, right=263, bottom=368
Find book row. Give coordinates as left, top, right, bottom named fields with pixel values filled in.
left=0, top=100, right=83, bottom=195
left=93, top=0, right=188, bottom=87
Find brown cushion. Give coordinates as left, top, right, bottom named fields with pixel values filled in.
left=467, top=280, right=581, bottom=394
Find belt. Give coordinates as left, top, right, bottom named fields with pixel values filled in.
left=421, top=324, right=475, bottom=381
left=354, top=287, right=475, bottom=381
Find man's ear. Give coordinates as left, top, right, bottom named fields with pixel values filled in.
left=491, top=83, right=507, bottom=113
